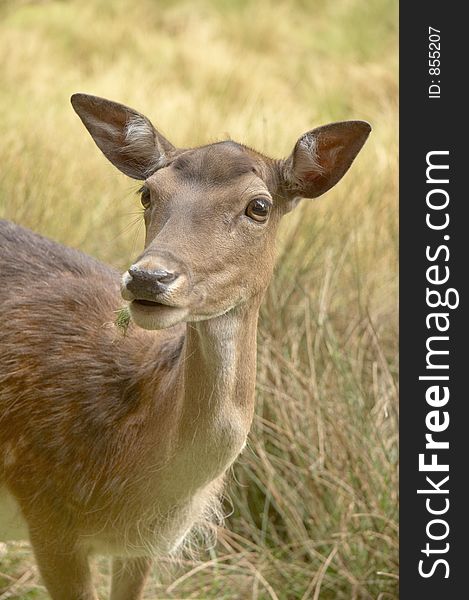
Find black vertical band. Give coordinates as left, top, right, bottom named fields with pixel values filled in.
left=400, top=3, right=467, bottom=597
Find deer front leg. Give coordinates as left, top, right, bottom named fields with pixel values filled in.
left=110, top=556, right=153, bottom=600
left=29, top=532, right=97, bottom=600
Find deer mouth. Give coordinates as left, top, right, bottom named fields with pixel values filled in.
left=132, top=299, right=166, bottom=307
left=131, top=298, right=180, bottom=312
left=129, top=298, right=189, bottom=330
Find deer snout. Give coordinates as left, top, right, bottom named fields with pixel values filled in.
left=129, top=265, right=178, bottom=286
left=121, top=264, right=181, bottom=302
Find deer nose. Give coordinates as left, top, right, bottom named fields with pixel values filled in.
left=124, top=265, right=179, bottom=298
left=128, top=266, right=178, bottom=285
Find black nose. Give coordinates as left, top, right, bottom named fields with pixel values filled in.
left=128, top=266, right=177, bottom=284
left=126, top=266, right=179, bottom=297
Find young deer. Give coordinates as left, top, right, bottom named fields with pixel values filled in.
left=0, top=94, right=370, bottom=599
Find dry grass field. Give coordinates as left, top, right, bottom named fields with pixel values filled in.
left=0, top=0, right=398, bottom=598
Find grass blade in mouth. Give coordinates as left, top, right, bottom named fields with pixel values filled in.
left=115, top=306, right=131, bottom=334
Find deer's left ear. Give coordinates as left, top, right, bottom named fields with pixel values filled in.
left=279, top=121, right=371, bottom=205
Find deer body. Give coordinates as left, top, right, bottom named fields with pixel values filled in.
left=0, top=94, right=370, bottom=599
left=0, top=220, right=252, bottom=554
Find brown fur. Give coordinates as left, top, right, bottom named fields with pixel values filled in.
left=0, top=94, right=370, bottom=599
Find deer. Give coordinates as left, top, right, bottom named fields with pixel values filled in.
left=0, top=93, right=370, bottom=599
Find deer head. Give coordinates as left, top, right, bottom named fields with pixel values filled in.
left=71, top=94, right=370, bottom=330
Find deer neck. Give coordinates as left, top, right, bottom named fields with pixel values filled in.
left=176, top=296, right=261, bottom=462
left=182, top=297, right=261, bottom=425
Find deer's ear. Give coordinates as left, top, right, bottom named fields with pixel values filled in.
left=280, top=121, right=371, bottom=203
left=71, top=94, right=175, bottom=180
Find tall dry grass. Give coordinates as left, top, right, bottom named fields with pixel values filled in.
left=0, top=0, right=398, bottom=598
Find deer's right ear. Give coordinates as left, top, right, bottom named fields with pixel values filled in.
left=71, top=94, right=175, bottom=180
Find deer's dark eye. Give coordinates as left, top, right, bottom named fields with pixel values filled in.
left=138, top=186, right=151, bottom=209
left=245, top=198, right=271, bottom=223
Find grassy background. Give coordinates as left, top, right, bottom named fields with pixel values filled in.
left=0, top=0, right=398, bottom=598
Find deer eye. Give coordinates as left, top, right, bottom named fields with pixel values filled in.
left=138, top=186, right=151, bottom=209
left=245, top=198, right=271, bottom=223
